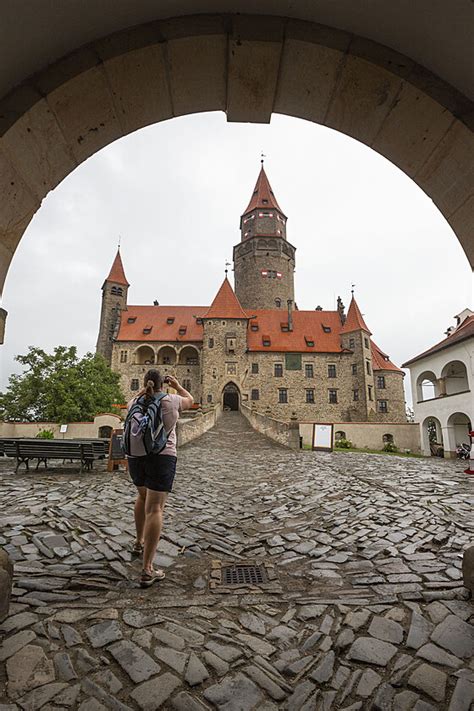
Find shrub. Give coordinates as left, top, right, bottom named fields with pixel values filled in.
left=335, top=438, right=352, bottom=449
left=36, top=429, right=54, bottom=439
left=383, top=441, right=398, bottom=453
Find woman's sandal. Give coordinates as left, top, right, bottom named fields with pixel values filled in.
left=131, top=542, right=144, bottom=557
left=139, top=569, right=166, bottom=588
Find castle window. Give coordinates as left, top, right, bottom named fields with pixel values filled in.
left=243, top=214, right=254, bottom=223
left=262, top=336, right=271, bottom=347
left=364, top=337, right=369, bottom=349
left=196, top=318, right=203, bottom=325
left=349, top=338, right=355, bottom=349
left=352, top=364, right=357, bottom=375
left=281, top=323, right=289, bottom=332
left=328, top=389, right=338, bottom=404
left=226, top=337, right=236, bottom=354
left=305, top=363, right=314, bottom=378
left=378, top=400, right=388, bottom=413
left=305, top=389, right=315, bottom=403
left=143, top=327, right=152, bottom=334
left=366, top=361, right=371, bottom=375
left=131, top=378, right=139, bottom=391
left=328, top=364, right=337, bottom=378
left=383, top=433, right=393, bottom=443
left=377, top=376, right=386, bottom=389
left=353, top=389, right=359, bottom=401
left=207, top=394, right=213, bottom=403
left=120, top=350, right=127, bottom=363
left=251, top=363, right=259, bottom=374
left=208, top=338, right=214, bottom=348
left=167, top=317, right=175, bottom=324
left=368, top=385, right=373, bottom=401
left=127, top=317, right=136, bottom=324
left=182, top=379, right=192, bottom=392
left=251, top=389, right=259, bottom=401
left=305, top=337, right=315, bottom=347
left=117, top=288, right=123, bottom=296
left=178, top=326, right=187, bottom=336
left=275, top=298, right=282, bottom=308
left=251, top=323, right=259, bottom=331
left=258, top=212, right=274, bottom=218
left=274, top=363, right=283, bottom=377
left=186, top=357, right=198, bottom=365
left=322, top=325, right=331, bottom=333
left=278, top=388, right=288, bottom=403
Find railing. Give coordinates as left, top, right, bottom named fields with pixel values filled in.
left=176, top=405, right=222, bottom=447
left=240, top=403, right=300, bottom=449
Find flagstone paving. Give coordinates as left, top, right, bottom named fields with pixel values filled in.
left=0, top=412, right=473, bottom=710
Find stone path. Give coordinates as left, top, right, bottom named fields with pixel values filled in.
left=0, top=412, right=473, bottom=710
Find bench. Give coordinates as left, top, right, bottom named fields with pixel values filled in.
left=0, top=438, right=108, bottom=473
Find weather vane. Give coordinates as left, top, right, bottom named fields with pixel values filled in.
left=225, top=260, right=231, bottom=275
left=260, top=151, right=266, bottom=165
left=118, top=234, right=122, bottom=249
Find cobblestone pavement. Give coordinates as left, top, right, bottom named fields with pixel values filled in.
left=1, top=412, right=473, bottom=710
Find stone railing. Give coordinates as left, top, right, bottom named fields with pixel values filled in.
left=240, top=403, right=300, bottom=450
left=176, top=405, right=222, bottom=447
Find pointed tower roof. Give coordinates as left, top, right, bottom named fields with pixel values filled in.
left=243, top=164, right=285, bottom=216
left=203, top=277, right=249, bottom=319
left=341, top=296, right=372, bottom=334
left=105, top=249, right=129, bottom=286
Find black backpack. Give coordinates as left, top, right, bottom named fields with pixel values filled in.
left=122, top=393, right=169, bottom=457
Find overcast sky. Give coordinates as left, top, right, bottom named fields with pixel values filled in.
left=0, top=112, right=472, bottom=406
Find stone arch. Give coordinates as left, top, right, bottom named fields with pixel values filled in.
left=133, top=344, right=155, bottom=365
left=446, top=411, right=472, bottom=454
left=157, top=345, right=177, bottom=366
left=421, top=416, right=444, bottom=457
left=0, top=14, right=472, bottom=336
left=416, top=370, right=439, bottom=402
left=441, top=360, right=469, bottom=395
left=222, top=381, right=240, bottom=411
left=178, top=345, right=200, bottom=366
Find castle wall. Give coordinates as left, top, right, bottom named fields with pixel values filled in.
left=233, top=236, right=295, bottom=310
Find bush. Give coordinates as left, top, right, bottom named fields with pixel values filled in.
left=335, top=438, right=352, bottom=449
left=383, top=441, right=398, bottom=452
left=36, top=429, right=54, bottom=439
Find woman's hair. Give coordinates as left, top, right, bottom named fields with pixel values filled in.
left=143, top=369, right=164, bottom=403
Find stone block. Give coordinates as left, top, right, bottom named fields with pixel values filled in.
left=372, top=81, right=454, bottom=178
left=0, top=547, right=13, bottom=622
left=1, top=98, right=77, bottom=198
left=227, top=17, right=284, bottom=123
left=167, top=34, right=227, bottom=116
left=326, top=55, right=403, bottom=145
left=46, top=66, right=123, bottom=163
left=103, top=44, right=172, bottom=136
left=462, top=546, right=474, bottom=597
left=0, top=149, right=38, bottom=234
left=274, top=38, right=343, bottom=123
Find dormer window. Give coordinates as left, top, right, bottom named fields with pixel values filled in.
left=305, top=337, right=315, bottom=347
left=262, top=336, right=271, bottom=347
left=143, top=327, right=152, bottom=335
left=196, top=318, right=203, bottom=325
left=167, top=317, right=175, bottom=325
left=262, top=198, right=268, bottom=204
left=251, top=323, right=259, bottom=332
left=127, top=317, right=136, bottom=324
left=281, top=323, right=289, bottom=332
left=322, top=325, right=331, bottom=333
left=178, top=326, right=187, bottom=336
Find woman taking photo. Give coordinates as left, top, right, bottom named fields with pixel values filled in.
left=127, top=369, right=193, bottom=587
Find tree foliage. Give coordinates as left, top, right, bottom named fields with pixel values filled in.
left=0, top=346, right=124, bottom=423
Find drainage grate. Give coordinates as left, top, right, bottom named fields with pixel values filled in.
left=221, top=564, right=268, bottom=586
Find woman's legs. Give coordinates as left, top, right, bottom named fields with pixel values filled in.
left=134, top=486, right=147, bottom=547
left=142, top=489, right=168, bottom=573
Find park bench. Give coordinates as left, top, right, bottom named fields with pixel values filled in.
left=0, top=438, right=108, bottom=473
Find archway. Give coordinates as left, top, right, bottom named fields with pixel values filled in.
left=178, top=346, right=200, bottom=366
left=157, top=345, right=177, bottom=366
left=422, top=416, right=444, bottom=457
left=0, top=14, right=472, bottom=346
left=416, top=371, right=439, bottom=402
left=222, top=382, right=240, bottom=411
left=134, top=344, right=155, bottom=365
left=441, top=361, right=469, bottom=396
left=445, top=412, right=472, bottom=457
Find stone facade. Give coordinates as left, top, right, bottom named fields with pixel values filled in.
left=96, top=279, right=128, bottom=364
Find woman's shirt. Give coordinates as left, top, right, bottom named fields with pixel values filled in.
left=127, top=393, right=184, bottom=457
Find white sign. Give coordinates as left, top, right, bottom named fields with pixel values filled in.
left=59, top=424, right=68, bottom=434
left=313, top=424, right=333, bottom=451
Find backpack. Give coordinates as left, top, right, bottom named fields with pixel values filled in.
left=122, top=393, right=169, bottom=458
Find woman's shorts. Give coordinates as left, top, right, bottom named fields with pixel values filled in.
left=128, top=454, right=177, bottom=493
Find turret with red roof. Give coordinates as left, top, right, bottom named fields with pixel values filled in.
left=96, top=248, right=129, bottom=362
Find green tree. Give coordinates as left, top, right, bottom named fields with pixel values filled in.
left=0, top=346, right=124, bottom=422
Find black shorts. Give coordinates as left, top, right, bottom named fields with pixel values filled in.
left=128, top=454, right=177, bottom=493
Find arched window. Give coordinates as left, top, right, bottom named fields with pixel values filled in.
left=383, top=433, right=394, bottom=443
left=275, top=298, right=282, bottom=308
left=335, top=430, right=346, bottom=441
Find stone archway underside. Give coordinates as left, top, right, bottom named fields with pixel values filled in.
left=0, top=13, right=472, bottom=320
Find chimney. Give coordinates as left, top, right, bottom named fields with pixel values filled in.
left=287, top=299, right=293, bottom=332
left=337, top=296, right=346, bottom=324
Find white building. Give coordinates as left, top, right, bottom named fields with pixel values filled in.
left=403, top=309, right=473, bottom=458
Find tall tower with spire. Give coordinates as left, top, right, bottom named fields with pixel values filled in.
left=233, top=164, right=296, bottom=311
left=96, top=249, right=129, bottom=364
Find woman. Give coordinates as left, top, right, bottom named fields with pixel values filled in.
left=127, top=369, right=193, bottom=587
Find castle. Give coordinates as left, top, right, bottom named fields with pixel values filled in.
left=96, top=165, right=406, bottom=423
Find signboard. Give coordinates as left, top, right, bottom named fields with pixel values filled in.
left=312, top=423, right=334, bottom=452
left=59, top=424, right=68, bottom=434
left=107, top=429, right=128, bottom=472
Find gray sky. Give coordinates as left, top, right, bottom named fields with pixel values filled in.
left=0, top=112, right=472, bottom=406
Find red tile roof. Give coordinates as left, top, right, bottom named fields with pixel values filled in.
left=341, top=296, right=372, bottom=334
left=243, top=165, right=285, bottom=216
left=202, top=278, right=249, bottom=319
left=371, top=341, right=404, bottom=373
left=116, top=306, right=207, bottom=342
left=403, top=315, right=474, bottom=367
left=247, top=310, right=343, bottom=352
left=105, top=249, right=129, bottom=286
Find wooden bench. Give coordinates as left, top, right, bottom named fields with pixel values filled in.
left=0, top=438, right=108, bottom=473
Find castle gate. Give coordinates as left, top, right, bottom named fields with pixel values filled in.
left=222, top=383, right=240, bottom=411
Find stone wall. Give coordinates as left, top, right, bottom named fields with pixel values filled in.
left=177, top=406, right=222, bottom=447
left=241, top=403, right=299, bottom=449
left=96, top=281, right=128, bottom=364
left=0, top=548, right=13, bottom=622
left=0, top=414, right=122, bottom=439
left=300, top=421, right=421, bottom=453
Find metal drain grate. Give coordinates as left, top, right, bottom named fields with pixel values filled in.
left=221, top=564, right=268, bottom=586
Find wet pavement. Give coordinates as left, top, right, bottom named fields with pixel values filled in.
left=0, top=412, right=473, bottom=710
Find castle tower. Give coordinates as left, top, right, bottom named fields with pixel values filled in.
left=233, top=164, right=296, bottom=311
left=96, top=249, right=129, bottom=364
left=340, top=295, right=376, bottom=420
